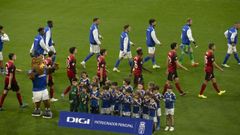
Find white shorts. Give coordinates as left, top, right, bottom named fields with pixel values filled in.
left=119, top=51, right=132, bottom=59
left=0, top=52, right=3, bottom=61
left=165, top=108, right=174, bottom=115
left=227, top=44, right=237, bottom=54
left=110, top=105, right=115, bottom=112
left=90, top=44, right=100, bottom=53
left=148, top=47, right=155, bottom=54
left=132, top=113, right=140, bottom=118
left=101, top=107, right=111, bottom=114
left=49, top=46, right=56, bottom=53
left=143, top=114, right=149, bottom=120
left=157, top=108, right=161, bottom=117
left=32, top=89, right=49, bottom=102
left=122, top=111, right=131, bottom=117
left=149, top=116, right=158, bottom=122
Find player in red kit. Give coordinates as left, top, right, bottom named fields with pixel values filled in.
left=198, top=43, right=225, bottom=99
left=97, top=49, right=107, bottom=86
left=163, top=42, right=188, bottom=96
left=132, top=47, right=144, bottom=87
left=0, top=53, right=28, bottom=111
left=61, top=47, right=77, bottom=98
left=45, top=51, right=58, bottom=102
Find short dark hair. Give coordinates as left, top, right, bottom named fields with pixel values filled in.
left=69, top=47, right=76, bottom=54
left=0, top=25, right=3, bottom=30
left=48, top=51, right=54, bottom=57
left=111, top=82, right=118, bottom=86
left=154, top=85, right=160, bottom=90
left=82, top=85, right=89, bottom=91
left=38, top=27, right=44, bottom=32
left=124, top=78, right=131, bottom=85
left=208, top=43, right=215, bottom=49
left=171, top=42, right=177, bottom=49
left=8, top=53, right=15, bottom=60
left=92, top=82, right=98, bottom=87
left=47, top=20, right=53, bottom=24
left=187, top=18, right=192, bottom=23
left=93, top=17, right=99, bottom=22
left=72, top=78, right=78, bottom=82
left=136, top=47, right=143, bottom=55
left=124, top=24, right=130, bottom=30
left=100, top=49, right=107, bottom=55
left=149, top=19, right=156, bottom=25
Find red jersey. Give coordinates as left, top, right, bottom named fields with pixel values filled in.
left=204, top=50, right=214, bottom=72
left=133, top=55, right=143, bottom=76
left=167, top=50, right=177, bottom=73
left=66, top=54, right=76, bottom=78
left=97, top=56, right=107, bottom=77
left=5, top=60, right=16, bottom=81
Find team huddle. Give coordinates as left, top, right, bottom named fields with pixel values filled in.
left=0, top=17, right=240, bottom=132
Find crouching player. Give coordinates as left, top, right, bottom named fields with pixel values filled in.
left=164, top=85, right=176, bottom=132
left=29, top=56, right=52, bottom=118
left=0, top=53, right=28, bottom=111
left=198, top=43, right=225, bottom=99
left=69, top=78, right=79, bottom=112
left=100, top=86, right=111, bottom=115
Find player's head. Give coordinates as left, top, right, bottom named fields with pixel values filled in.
left=48, top=51, right=54, bottom=58
left=82, top=85, right=88, bottom=93
left=69, top=47, right=77, bottom=54
left=234, top=21, right=240, bottom=29
left=92, top=76, right=99, bottom=83
left=103, top=85, right=109, bottom=91
left=105, top=80, right=112, bottom=87
left=93, top=17, right=100, bottom=25
left=148, top=81, right=155, bottom=90
left=187, top=18, right=192, bottom=26
left=9, top=53, right=16, bottom=61
left=124, top=24, right=131, bottom=32
left=111, top=81, right=118, bottom=89
left=137, top=83, right=144, bottom=90
left=72, top=78, right=78, bottom=86
left=92, top=82, right=98, bottom=90
left=149, top=18, right=156, bottom=27
left=167, top=85, right=173, bottom=92
left=47, top=20, right=53, bottom=28
left=136, top=47, right=143, bottom=56
left=153, top=85, right=160, bottom=93
left=171, top=42, right=178, bottom=50
left=123, top=78, right=131, bottom=85
left=208, top=43, right=215, bottom=51
left=38, top=27, right=45, bottom=35
left=100, top=49, right=107, bottom=56
left=81, top=71, right=88, bottom=78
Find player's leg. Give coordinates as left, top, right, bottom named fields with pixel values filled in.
left=48, top=77, right=58, bottom=102
left=211, top=78, right=226, bottom=95
left=42, top=89, right=52, bottom=118
left=232, top=46, right=240, bottom=64
left=188, top=46, right=199, bottom=66
left=50, top=46, right=57, bottom=64
left=81, top=45, right=95, bottom=68
left=179, top=44, right=186, bottom=64
left=174, top=77, right=186, bottom=95
left=156, top=108, right=161, bottom=130
left=198, top=73, right=209, bottom=98
left=0, top=52, right=4, bottom=74
left=15, top=88, right=28, bottom=108
left=165, top=114, right=170, bottom=131
left=222, top=44, right=232, bottom=67
left=169, top=114, right=175, bottom=131
left=143, top=47, right=152, bottom=63
left=62, top=77, right=72, bottom=97
left=113, top=51, right=123, bottom=72
left=32, top=91, right=42, bottom=116
left=0, top=90, right=8, bottom=110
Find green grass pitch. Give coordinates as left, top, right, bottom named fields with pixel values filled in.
left=0, top=0, right=240, bottom=135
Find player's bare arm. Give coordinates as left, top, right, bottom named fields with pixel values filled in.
left=214, top=62, right=223, bottom=71
left=176, top=61, right=188, bottom=71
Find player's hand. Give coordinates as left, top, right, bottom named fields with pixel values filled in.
left=185, top=67, right=189, bottom=71
left=16, top=69, right=22, bottom=72
left=220, top=68, right=224, bottom=72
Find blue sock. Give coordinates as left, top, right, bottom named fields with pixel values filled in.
left=144, top=56, right=151, bottom=63
left=223, top=53, right=230, bottom=64
left=157, top=116, right=160, bottom=128
left=234, top=53, right=240, bottom=63
left=128, top=59, right=133, bottom=67
left=114, top=59, right=121, bottom=68
left=84, top=53, right=94, bottom=62
left=151, top=55, right=156, bottom=65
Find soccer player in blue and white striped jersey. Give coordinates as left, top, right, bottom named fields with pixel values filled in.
left=44, top=20, right=56, bottom=63
left=113, top=24, right=134, bottom=72
left=0, top=25, right=10, bottom=74
left=222, top=22, right=240, bottom=67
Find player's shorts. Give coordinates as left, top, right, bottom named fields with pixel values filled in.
left=49, top=46, right=56, bottom=53
left=90, top=44, right=100, bottom=54
left=32, top=89, right=49, bottom=102
left=148, top=47, right=155, bottom=54
left=157, top=108, right=161, bottom=117
left=227, top=44, right=237, bottom=54
left=119, top=51, right=132, bottom=59
left=4, top=79, right=20, bottom=91
left=205, top=72, right=215, bottom=81
left=149, top=116, right=158, bottom=122
left=168, top=71, right=178, bottom=81
left=48, top=75, right=54, bottom=86
left=180, top=44, right=192, bottom=54
left=165, top=108, right=174, bottom=115
left=142, top=114, right=149, bottom=120
left=132, top=113, right=140, bottom=118
left=101, top=107, right=111, bottom=114
left=0, top=52, right=3, bottom=60
left=134, top=75, right=144, bottom=85
left=122, top=111, right=131, bottom=117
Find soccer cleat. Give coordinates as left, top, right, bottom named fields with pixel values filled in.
left=32, top=109, right=42, bottom=117
left=113, top=67, right=120, bottom=72
left=222, top=64, right=230, bottom=68
left=156, top=126, right=160, bottom=131
left=169, top=127, right=175, bottom=132
left=198, top=94, right=207, bottom=99
left=0, top=107, right=4, bottom=111
left=42, top=110, right=53, bottom=119
left=218, top=90, right=226, bottom=96
left=191, top=62, right=199, bottom=67
left=238, top=63, right=240, bottom=65
left=164, top=126, right=169, bottom=131
left=50, top=98, right=58, bottom=102
left=80, top=61, right=86, bottom=69
left=153, top=64, right=160, bottom=69
left=20, top=103, right=28, bottom=109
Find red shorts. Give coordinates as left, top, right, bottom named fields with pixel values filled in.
left=4, top=78, right=19, bottom=91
